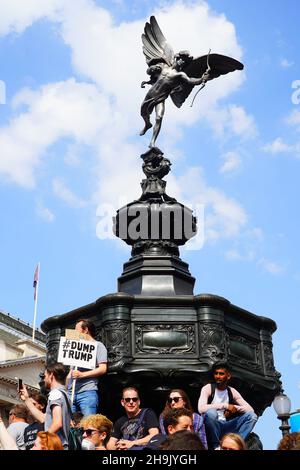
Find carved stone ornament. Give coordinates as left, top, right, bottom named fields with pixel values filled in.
left=103, top=322, right=130, bottom=363
left=134, top=324, right=196, bottom=355
left=262, top=343, right=277, bottom=375
left=198, top=323, right=226, bottom=362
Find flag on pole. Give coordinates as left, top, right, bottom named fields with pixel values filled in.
left=33, top=264, right=39, bottom=300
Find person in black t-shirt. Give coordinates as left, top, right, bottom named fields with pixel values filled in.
left=23, top=392, right=47, bottom=450
left=107, top=387, right=159, bottom=450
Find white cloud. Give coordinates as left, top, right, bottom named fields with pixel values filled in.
left=36, top=199, right=55, bottom=222
left=258, top=258, right=285, bottom=275
left=169, top=166, right=248, bottom=243
left=0, top=78, right=110, bottom=187
left=0, top=0, right=62, bottom=36
left=204, top=104, right=256, bottom=140
left=286, top=109, right=300, bottom=131
left=219, top=151, right=241, bottom=174
left=280, top=58, right=294, bottom=68
left=227, top=105, right=257, bottom=139
left=262, top=137, right=298, bottom=154
left=225, top=248, right=256, bottom=262
left=53, top=178, right=86, bottom=208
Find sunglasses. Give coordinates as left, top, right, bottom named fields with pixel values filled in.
left=167, top=397, right=183, bottom=404
left=83, top=429, right=99, bottom=436
left=123, top=397, right=139, bottom=403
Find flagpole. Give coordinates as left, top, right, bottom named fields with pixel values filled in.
left=32, top=262, right=40, bottom=342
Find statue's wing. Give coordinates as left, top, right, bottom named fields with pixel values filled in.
left=171, top=53, right=244, bottom=108
left=142, top=16, right=174, bottom=66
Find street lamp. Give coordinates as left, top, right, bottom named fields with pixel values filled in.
left=273, top=391, right=291, bottom=437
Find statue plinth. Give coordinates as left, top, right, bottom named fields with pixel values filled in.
left=113, top=147, right=196, bottom=296
left=41, top=145, right=281, bottom=426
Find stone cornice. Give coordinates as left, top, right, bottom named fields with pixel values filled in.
left=0, top=355, right=46, bottom=369
left=0, top=311, right=46, bottom=344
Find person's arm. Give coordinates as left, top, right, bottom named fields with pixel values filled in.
left=231, top=388, right=254, bottom=413
left=0, top=417, right=18, bottom=450
left=19, top=385, right=45, bottom=423
left=65, top=369, right=72, bottom=388
left=116, top=427, right=159, bottom=450
left=198, top=384, right=228, bottom=413
left=130, top=427, right=159, bottom=447
left=106, top=436, right=118, bottom=450
left=71, top=363, right=107, bottom=380
left=47, top=405, right=63, bottom=434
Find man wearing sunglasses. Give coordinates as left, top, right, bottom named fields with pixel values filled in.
left=107, top=387, right=159, bottom=450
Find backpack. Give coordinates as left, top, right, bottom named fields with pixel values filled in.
left=207, top=383, right=235, bottom=405
left=60, top=389, right=83, bottom=450
left=68, top=427, right=84, bottom=451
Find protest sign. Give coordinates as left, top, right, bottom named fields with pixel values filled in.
left=65, top=329, right=90, bottom=341
left=58, top=337, right=97, bottom=369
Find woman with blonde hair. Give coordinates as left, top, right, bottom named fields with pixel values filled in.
left=220, top=432, right=246, bottom=450
left=31, top=431, right=64, bottom=450
left=80, top=414, right=113, bottom=450
left=160, top=389, right=207, bottom=448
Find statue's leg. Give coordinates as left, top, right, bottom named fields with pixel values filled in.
left=149, top=102, right=165, bottom=148
left=140, top=99, right=153, bottom=136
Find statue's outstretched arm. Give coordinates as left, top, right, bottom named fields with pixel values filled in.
left=180, top=71, right=210, bottom=87
left=141, top=79, right=152, bottom=88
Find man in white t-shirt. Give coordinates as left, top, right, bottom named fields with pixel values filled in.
left=198, top=362, right=257, bottom=450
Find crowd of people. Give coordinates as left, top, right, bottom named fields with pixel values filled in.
left=0, top=319, right=298, bottom=451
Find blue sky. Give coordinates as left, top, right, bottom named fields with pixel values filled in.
left=0, top=0, right=300, bottom=449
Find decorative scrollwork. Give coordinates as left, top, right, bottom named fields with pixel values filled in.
left=262, top=343, right=277, bottom=375
left=103, top=321, right=130, bottom=363
left=198, top=323, right=226, bottom=362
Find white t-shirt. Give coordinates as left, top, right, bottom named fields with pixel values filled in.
left=211, top=388, right=229, bottom=421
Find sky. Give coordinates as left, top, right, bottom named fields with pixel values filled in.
left=0, top=0, right=299, bottom=449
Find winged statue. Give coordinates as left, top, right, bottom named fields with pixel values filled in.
left=140, top=16, right=244, bottom=148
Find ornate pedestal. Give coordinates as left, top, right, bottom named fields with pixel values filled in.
left=41, top=147, right=281, bottom=421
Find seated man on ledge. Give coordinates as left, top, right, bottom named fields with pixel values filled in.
left=107, top=387, right=159, bottom=450
left=198, top=362, right=257, bottom=450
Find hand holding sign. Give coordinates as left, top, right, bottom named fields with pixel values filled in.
left=71, top=369, right=84, bottom=379
left=58, top=334, right=98, bottom=404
